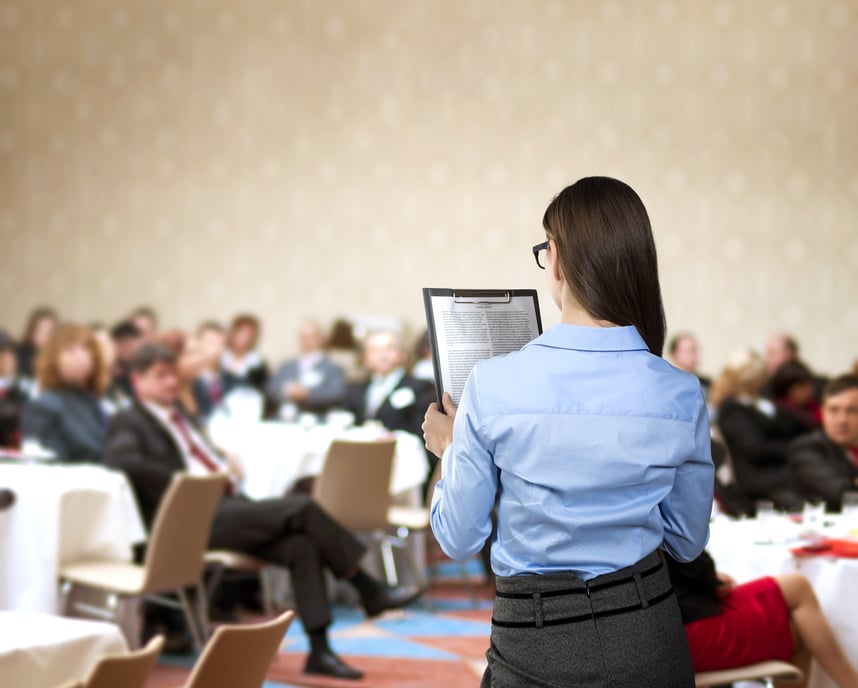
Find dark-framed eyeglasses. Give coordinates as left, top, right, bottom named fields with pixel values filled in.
left=532, top=240, right=550, bottom=269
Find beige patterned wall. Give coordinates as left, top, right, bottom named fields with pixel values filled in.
left=1, top=0, right=856, bottom=375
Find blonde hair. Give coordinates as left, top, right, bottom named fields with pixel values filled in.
left=36, top=323, right=109, bottom=395
left=709, top=349, right=767, bottom=408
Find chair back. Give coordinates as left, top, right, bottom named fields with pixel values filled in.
left=83, top=634, right=164, bottom=688
left=312, top=439, right=396, bottom=531
left=142, top=473, right=228, bottom=591
left=184, top=610, right=295, bottom=688
left=695, top=660, right=803, bottom=687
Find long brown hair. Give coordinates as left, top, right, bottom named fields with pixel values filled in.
left=542, top=177, right=667, bottom=356
left=226, top=314, right=261, bottom=352
left=21, top=306, right=59, bottom=345
left=36, top=323, right=109, bottom=394
left=709, top=349, right=766, bottom=408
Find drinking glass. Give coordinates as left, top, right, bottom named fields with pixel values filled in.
left=842, top=491, right=858, bottom=524
left=755, top=500, right=776, bottom=542
left=802, top=500, right=826, bottom=529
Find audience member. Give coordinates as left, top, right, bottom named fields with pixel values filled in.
left=16, top=306, right=59, bottom=382
left=110, top=320, right=144, bottom=400
left=196, top=320, right=226, bottom=409
left=668, top=331, right=712, bottom=394
left=788, top=374, right=858, bottom=511
left=266, top=320, right=346, bottom=419
left=129, top=305, right=159, bottom=343
left=0, top=331, right=27, bottom=448
left=159, top=330, right=216, bottom=425
left=326, top=317, right=365, bottom=383
left=770, top=359, right=821, bottom=435
left=411, top=329, right=435, bottom=383
left=21, top=324, right=110, bottom=462
left=221, top=314, right=268, bottom=395
left=710, top=349, right=798, bottom=510
left=667, top=551, right=858, bottom=687
left=106, top=343, right=422, bottom=680
left=763, top=332, right=827, bottom=401
left=91, top=323, right=132, bottom=412
left=764, top=332, right=799, bottom=377
left=343, top=330, right=433, bottom=439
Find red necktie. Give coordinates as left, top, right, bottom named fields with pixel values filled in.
left=169, top=410, right=222, bottom=474
left=848, top=447, right=858, bottom=469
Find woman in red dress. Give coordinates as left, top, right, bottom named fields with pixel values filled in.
left=667, top=551, right=858, bottom=687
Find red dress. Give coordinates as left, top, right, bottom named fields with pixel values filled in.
left=684, top=576, right=794, bottom=671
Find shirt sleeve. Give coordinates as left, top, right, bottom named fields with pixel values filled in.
left=429, top=367, right=498, bottom=561
left=659, top=387, right=715, bottom=562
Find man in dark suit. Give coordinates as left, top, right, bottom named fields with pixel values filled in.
left=265, top=320, right=346, bottom=418
left=106, top=343, right=421, bottom=680
left=788, top=374, right=858, bottom=511
left=343, top=330, right=433, bottom=439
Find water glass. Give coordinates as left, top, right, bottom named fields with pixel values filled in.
left=842, top=491, right=858, bottom=524
left=755, top=500, right=776, bottom=541
left=802, top=500, right=826, bottom=528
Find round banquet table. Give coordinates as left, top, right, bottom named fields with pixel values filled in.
left=0, top=462, right=147, bottom=614
left=207, top=419, right=430, bottom=503
left=706, top=513, right=858, bottom=688
left=0, top=611, right=128, bottom=688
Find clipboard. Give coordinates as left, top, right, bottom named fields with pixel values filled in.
left=422, top=287, right=543, bottom=410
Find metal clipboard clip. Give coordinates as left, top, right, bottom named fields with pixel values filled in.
left=451, top=290, right=511, bottom=303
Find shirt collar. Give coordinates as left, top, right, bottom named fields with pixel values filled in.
left=300, top=351, right=323, bottom=368
left=526, top=323, right=650, bottom=353
left=371, top=367, right=405, bottom=388
left=143, top=400, right=175, bottom=425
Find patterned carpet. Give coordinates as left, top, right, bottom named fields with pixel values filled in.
left=146, top=562, right=494, bottom=688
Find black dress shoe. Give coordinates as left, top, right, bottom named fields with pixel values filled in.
left=304, top=650, right=364, bottom=680
left=362, top=583, right=424, bottom=618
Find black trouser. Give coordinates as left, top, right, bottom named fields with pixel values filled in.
left=484, top=551, right=694, bottom=688
left=209, top=494, right=366, bottom=631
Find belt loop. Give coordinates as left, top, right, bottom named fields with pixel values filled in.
left=532, top=592, right=544, bottom=628
left=633, top=571, right=648, bottom=608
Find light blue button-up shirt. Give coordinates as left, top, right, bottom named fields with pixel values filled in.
left=430, top=323, right=714, bottom=580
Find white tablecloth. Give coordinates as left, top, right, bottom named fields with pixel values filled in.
left=707, top=515, right=858, bottom=688
left=0, top=463, right=147, bottom=613
left=0, top=611, right=127, bottom=688
left=208, top=420, right=429, bottom=502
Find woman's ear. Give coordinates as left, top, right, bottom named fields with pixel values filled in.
left=549, top=238, right=563, bottom=283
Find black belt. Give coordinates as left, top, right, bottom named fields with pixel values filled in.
left=494, top=562, right=663, bottom=600
left=491, top=562, right=673, bottom=629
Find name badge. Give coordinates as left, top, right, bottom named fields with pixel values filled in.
left=301, top=370, right=324, bottom=388
left=389, top=387, right=416, bottom=410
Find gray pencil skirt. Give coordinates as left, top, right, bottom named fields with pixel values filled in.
left=482, top=551, right=695, bottom=688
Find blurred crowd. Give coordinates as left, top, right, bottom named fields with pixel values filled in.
left=0, top=305, right=437, bottom=470
left=666, top=331, right=858, bottom=517
left=1, top=306, right=857, bottom=518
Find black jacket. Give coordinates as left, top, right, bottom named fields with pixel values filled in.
left=788, top=430, right=858, bottom=511
left=717, top=398, right=800, bottom=506
left=21, top=389, right=107, bottom=463
left=343, top=373, right=434, bottom=438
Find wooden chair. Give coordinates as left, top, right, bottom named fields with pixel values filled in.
left=81, top=634, right=164, bottom=688
left=204, top=549, right=276, bottom=617
left=388, top=461, right=479, bottom=606
left=182, top=610, right=295, bottom=688
left=59, top=473, right=229, bottom=650
left=312, top=439, right=400, bottom=584
left=695, top=660, right=803, bottom=687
